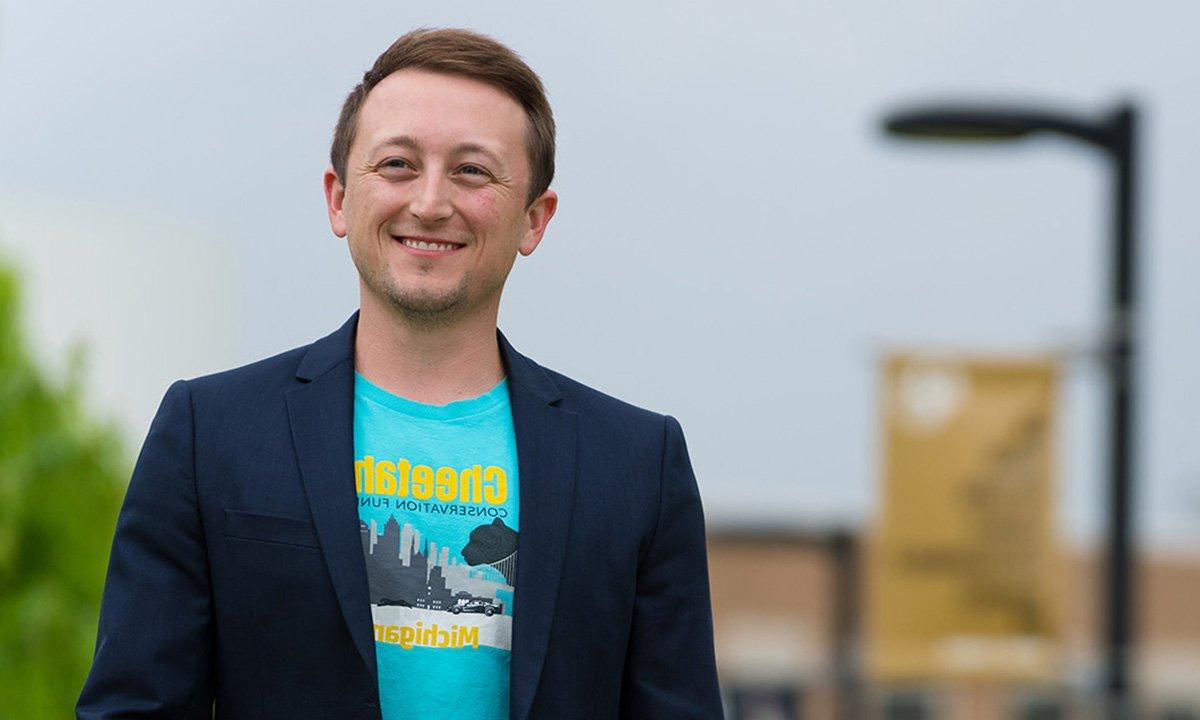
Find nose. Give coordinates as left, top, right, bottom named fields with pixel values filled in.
left=408, top=172, right=453, bottom=224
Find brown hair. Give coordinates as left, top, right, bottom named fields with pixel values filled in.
left=330, top=28, right=555, bottom=207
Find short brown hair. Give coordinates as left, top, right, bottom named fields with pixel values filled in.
left=330, top=28, right=555, bottom=207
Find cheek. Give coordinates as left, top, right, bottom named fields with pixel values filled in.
left=462, top=192, right=524, bottom=239
left=346, top=183, right=401, bottom=224
left=465, top=191, right=500, bottom=219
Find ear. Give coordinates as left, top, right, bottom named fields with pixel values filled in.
left=323, top=166, right=348, bottom=238
left=518, top=189, right=558, bottom=257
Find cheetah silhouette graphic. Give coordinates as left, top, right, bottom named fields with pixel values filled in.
left=461, top=518, right=518, bottom=584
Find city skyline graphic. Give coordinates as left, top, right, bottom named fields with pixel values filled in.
left=360, top=514, right=517, bottom=617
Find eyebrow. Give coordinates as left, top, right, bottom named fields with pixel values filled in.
left=370, top=134, right=506, bottom=167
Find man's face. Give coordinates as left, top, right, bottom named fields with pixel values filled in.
left=324, top=69, right=556, bottom=326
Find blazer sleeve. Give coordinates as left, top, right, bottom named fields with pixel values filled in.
left=619, top=415, right=723, bottom=719
left=77, top=380, right=215, bottom=719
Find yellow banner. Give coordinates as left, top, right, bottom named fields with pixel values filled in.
left=867, top=353, right=1063, bottom=683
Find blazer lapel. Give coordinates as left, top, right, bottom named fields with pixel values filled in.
left=501, top=333, right=579, bottom=720
left=285, top=313, right=378, bottom=685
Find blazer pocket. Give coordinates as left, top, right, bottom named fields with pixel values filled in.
left=223, top=509, right=321, bottom=548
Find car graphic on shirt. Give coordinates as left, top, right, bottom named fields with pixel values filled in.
left=450, top=597, right=502, bottom=616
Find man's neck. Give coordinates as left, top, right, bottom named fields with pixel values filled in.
left=353, top=293, right=505, bottom=406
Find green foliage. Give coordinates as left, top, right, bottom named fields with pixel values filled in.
left=0, top=258, right=129, bottom=719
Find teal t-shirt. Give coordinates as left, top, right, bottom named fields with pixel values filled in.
left=354, top=372, right=519, bottom=720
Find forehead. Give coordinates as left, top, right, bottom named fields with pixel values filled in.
left=355, top=69, right=528, bottom=164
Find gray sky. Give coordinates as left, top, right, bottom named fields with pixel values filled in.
left=2, top=0, right=1198, bottom=550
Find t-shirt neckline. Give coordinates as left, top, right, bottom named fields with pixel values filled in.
left=353, top=371, right=508, bottom=421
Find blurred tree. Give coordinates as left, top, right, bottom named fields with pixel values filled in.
left=0, top=257, right=128, bottom=718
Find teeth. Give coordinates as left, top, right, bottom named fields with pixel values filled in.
left=402, top=238, right=458, bottom=252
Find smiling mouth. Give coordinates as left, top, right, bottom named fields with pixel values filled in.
left=392, top=235, right=465, bottom=253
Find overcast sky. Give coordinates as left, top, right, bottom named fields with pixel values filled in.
left=2, top=0, right=1198, bottom=550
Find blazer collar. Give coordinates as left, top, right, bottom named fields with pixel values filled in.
left=294, top=309, right=562, bottom=406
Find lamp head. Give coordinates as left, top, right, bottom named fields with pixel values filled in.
left=885, top=110, right=1039, bottom=141
left=882, top=104, right=1119, bottom=151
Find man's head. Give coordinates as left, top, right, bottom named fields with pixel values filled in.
left=330, top=28, right=555, bottom=209
left=324, top=28, right=558, bottom=327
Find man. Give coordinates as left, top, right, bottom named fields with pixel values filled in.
left=78, top=28, right=722, bottom=720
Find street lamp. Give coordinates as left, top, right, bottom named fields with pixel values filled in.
left=881, top=102, right=1139, bottom=717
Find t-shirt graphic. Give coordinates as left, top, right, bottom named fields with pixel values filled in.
left=354, top=372, right=519, bottom=720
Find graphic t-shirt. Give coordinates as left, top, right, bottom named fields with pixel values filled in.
left=354, top=372, right=519, bottom=720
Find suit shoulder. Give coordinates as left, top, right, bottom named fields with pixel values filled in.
left=540, top=365, right=669, bottom=433
left=180, top=342, right=310, bottom=402
left=533, top=364, right=687, bottom=486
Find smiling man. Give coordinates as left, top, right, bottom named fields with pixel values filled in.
left=78, top=28, right=722, bottom=720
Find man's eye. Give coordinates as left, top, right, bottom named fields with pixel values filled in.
left=378, top=158, right=412, bottom=174
left=456, top=165, right=489, bottom=181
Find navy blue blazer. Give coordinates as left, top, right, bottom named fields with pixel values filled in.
left=77, top=312, right=723, bottom=719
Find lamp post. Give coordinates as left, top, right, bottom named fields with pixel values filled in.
left=881, top=102, right=1139, bottom=718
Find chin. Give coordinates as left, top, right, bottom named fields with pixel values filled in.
left=384, top=285, right=470, bottom=322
